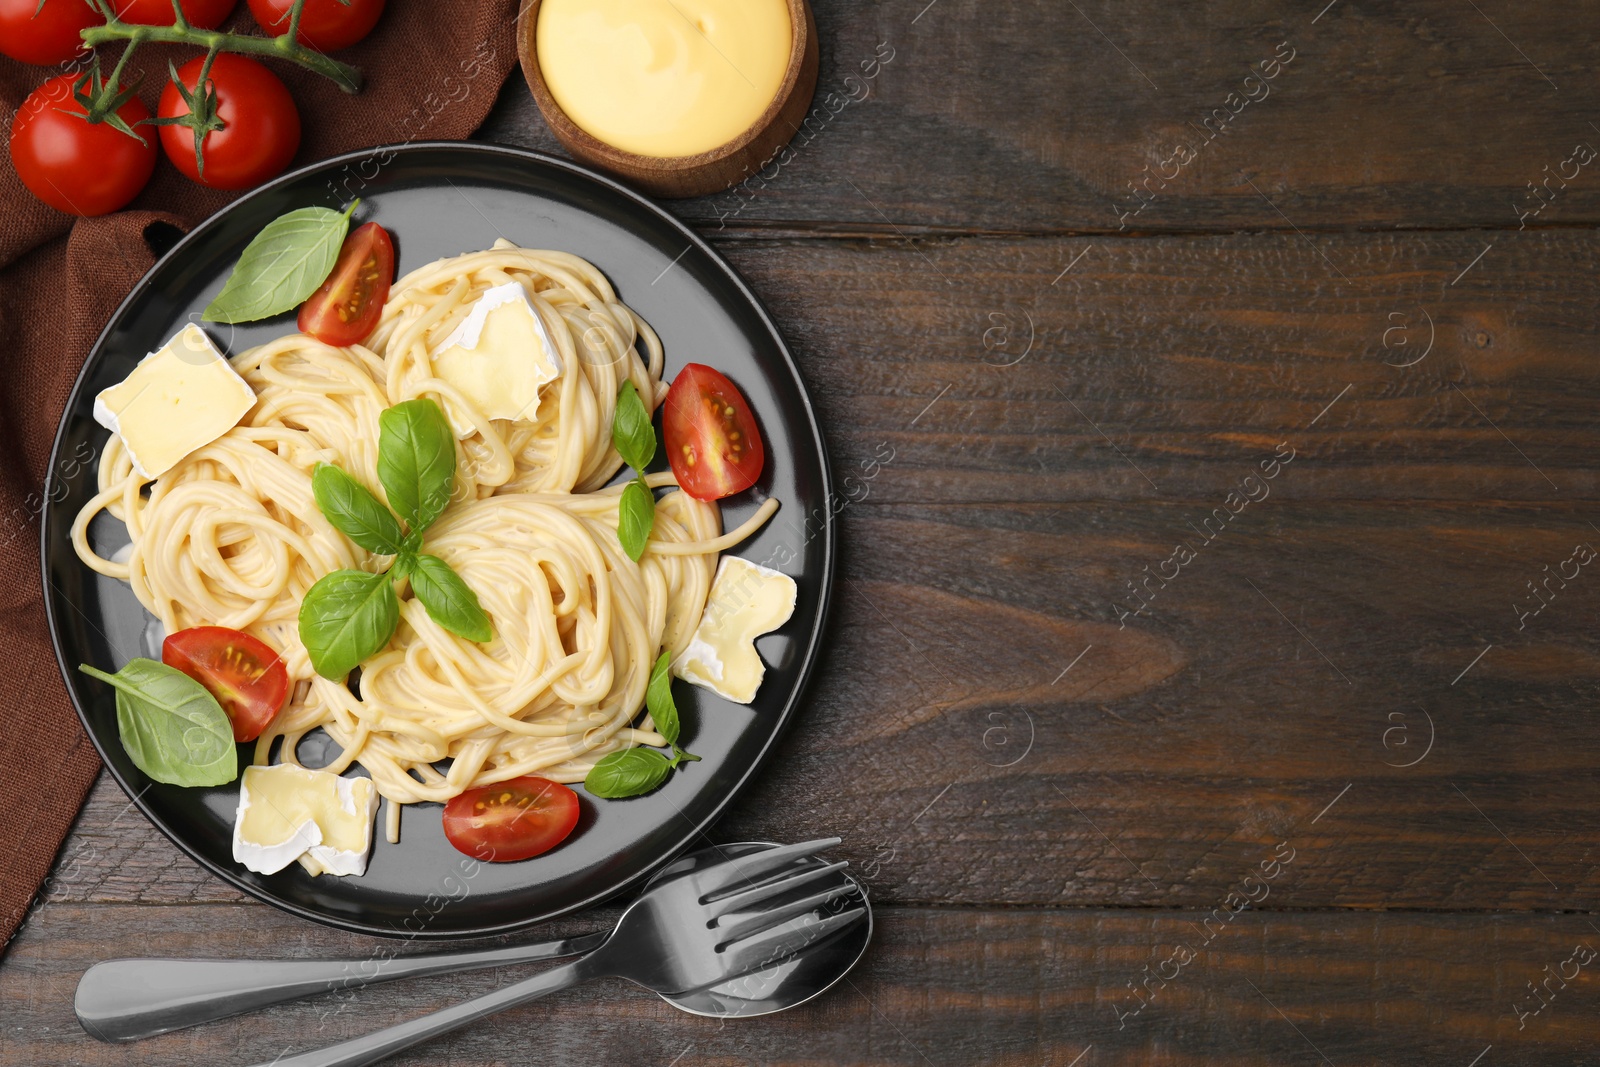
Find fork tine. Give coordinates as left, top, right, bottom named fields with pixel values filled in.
left=716, top=882, right=860, bottom=944
left=720, top=906, right=868, bottom=977
left=708, top=860, right=850, bottom=918
left=690, top=837, right=842, bottom=899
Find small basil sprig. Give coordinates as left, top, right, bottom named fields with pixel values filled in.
left=585, top=748, right=675, bottom=798
left=613, top=380, right=657, bottom=469
left=584, top=651, right=699, bottom=799
left=299, top=398, right=493, bottom=680
left=78, top=660, right=238, bottom=787
left=408, top=555, right=493, bottom=644
left=613, top=381, right=656, bottom=562
left=645, top=651, right=682, bottom=744
left=299, top=569, right=400, bottom=682
left=312, top=463, right=404, bottom=554
left=204, top=201, right=358, bottom=324
left=378, top=395, right=457, bottom=532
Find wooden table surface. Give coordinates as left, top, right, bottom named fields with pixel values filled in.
left=6, top=2, right=1600, bottom=1064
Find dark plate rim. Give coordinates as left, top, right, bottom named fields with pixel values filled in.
left=41, top=141, right=836, bottom=940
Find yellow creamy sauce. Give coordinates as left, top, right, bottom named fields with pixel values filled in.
left=537, top=0, right=791, bottom=158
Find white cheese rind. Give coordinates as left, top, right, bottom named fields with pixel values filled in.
left=675, top=556, right=797, bottom=704
left=233, top=766, right=323, bottom=876
left=92, top=324, right=256, bottom=479
left=303, top=775, right=380, bottom=876
left=432, top=282, right=563, bottom=427
left=232, top=765, right=378, bottom=878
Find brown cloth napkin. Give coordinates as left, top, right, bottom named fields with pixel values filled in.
left=0, top=0, right=520, bottom=953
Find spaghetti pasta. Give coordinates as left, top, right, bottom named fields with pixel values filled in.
left=72, top=239, right=777, bottom=842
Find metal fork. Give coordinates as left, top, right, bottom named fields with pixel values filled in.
left=247, top=838, right=866, bottom=1067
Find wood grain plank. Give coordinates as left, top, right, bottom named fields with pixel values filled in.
left=728, top=498, right=1600, bottom=912
left=16, top=775, right=245, bottom=908
left=6, top=902, right=1599, bottom=1066
left=713, top=228, right=1600, bottom=505
left=477, top=0, right=1600, bottom=233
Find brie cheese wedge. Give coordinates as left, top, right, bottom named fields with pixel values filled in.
left=432, top=282, right=563, bottom=427
left=92, top=324, right=256, bottom=479
left=233, top=764, right=379, bottom=877
left=675, top=556, right=797, bottom=704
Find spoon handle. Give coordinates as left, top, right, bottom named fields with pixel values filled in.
left=74, top=932, right=607, bottom=1043
left=250, top=955, right=601, bottom=1067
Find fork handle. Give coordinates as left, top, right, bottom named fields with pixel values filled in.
left=250, top=955, right=603, bottom=1067
left=75, top=933, right=606, bottom=1043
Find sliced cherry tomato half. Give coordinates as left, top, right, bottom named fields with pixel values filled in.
left=162, top=626, right=289, bottom=743
left=442, top=777, right=580, bottom=862
left=247, top=0, right=384, bottom=52
left=662, top=364, right=766, bottom=500
left=297, top=222, right=394, bottom=346
left=0, top=0, right=101, bottom=66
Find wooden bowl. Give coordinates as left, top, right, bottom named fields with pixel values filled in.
left=517, top=0, right=819, bottom=199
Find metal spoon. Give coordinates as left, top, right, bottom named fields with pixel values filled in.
left=75, top=840, right=872, bottom=1041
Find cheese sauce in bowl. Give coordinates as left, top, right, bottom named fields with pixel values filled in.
left=536, top=0, right=792, bottom=159
left=519, top=0, right=818, bottom=197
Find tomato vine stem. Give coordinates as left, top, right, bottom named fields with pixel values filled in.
left=79, top=0, right=363, bottom=94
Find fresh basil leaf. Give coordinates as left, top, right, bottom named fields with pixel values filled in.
left=312, top=463, right=404, bottom=554
left=612, top=381, right=656, bottom=472
left=584, top=747, right=674, bottom=799
left=378, top=398, right=457, bottom=533
left=410, top=554, right=493, bottom=643
left=78, top=660, right=237, bottom=787
left=618, top=475, right=654, bottom=562
left=645, top=651, right=680, bottom=746
left=203, top=202, right=357, bottom=324
left=391, top=549, right=417, bottom=583
left=299, top=568, right=399, bottom=680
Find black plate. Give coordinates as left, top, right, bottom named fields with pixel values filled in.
left=41, top=143, right=834, bottom=939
